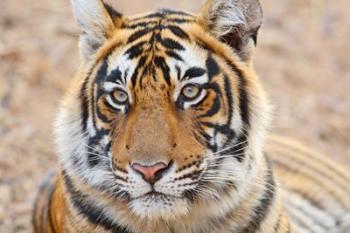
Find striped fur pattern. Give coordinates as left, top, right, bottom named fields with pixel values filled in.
left=33, top=0, right=350, bottom=232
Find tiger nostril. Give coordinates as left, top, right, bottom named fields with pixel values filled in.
left=131, top=161, right=171, bottom=184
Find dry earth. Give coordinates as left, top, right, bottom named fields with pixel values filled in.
left=0, top=0, right=349, bottom=232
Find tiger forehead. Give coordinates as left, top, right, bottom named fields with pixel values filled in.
left=102, top=9, right=205, bottom=90
left=123, top=9, right=195, bottom=27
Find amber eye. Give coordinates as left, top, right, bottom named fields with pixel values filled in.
left=181, top=84, right=202, bottom=100
left=111, top=89, right=128, bottom=104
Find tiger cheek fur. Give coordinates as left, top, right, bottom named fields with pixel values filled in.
left=32, top=0, right=350, bottom=233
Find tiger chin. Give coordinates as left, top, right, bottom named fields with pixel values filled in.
left=33, top=0, right=350, bottom=233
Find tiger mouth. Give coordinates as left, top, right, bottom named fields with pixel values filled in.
left=134, top=191, right=180, bottom=200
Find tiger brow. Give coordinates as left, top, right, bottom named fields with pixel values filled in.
left=181, top=67, right=206, bottom=81
left=105, top=67, right=126, bottom=86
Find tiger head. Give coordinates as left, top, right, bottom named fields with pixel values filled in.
left=56, top=0, right=270, bottom=220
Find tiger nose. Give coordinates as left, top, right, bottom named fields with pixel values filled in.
left=131, top=162, right=169, bottom=184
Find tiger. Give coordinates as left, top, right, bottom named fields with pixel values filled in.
left=32, top=0, right=350, bottom=232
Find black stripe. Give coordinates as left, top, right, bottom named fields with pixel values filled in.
left=166, top=18, right=194, bottom=24
left=131, top=12, right=165, bottom=20
left=105, top=67, right=124, bottom=84
left=182, top=67, right=206, bottom=81
left=125, top=41, right=146, bottom=59
left=91, top=60, right=109, bottom=130
left=167, top=25, right=190, bottom=40
left=238, top=164, right=276, bottom=233
left=201, top=122, right=236, bottom=141
left=80, top=77, right=90, bottom=132
left=95, top=59, right=109, bottom=83
left=95, top=100, right=114, bottom=124
left=154, top=56, right=171, bottom=85
left=223, top=75, right=234, bottom=126
left=229, top=134, right=248, bottom=162
left=203, top=82, right=222, bottom=97
left=224, top=60, right=250, bottom=127
left=159, top=9, right=192, bottom=16
left=160, top=38, right=185, bottom=51
left=131, top=56, right=147, bottom=87
left=127, top=28, right=151, bottom=43
left=102, top=98, right=122, bottom=114
left=62, top=171, right=134, bottom=233
left=198, top=94, right=221, bottom=118
left=86, top=128, right=111, bottom=168
left=166, top=50, right=183, bottom=61
left=197, top=127, right=218, bottom=152
left=123, top=21, right=158, bottom=29
left=206, top=55, right=220, bottom=80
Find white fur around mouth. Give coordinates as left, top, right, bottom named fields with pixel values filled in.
left=129, top=193, right=189, bottom=219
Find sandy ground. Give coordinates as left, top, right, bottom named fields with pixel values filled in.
left=0, top=0, right=349, bottom=232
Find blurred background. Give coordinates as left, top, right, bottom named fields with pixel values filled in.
left=0, top=0, right=349, bottom=232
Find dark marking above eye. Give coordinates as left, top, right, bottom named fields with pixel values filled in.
left=182, top=67, right=206, bottom=81
left=125, top=41, right=146, bottom=59
left=106, top=68, right=123, bottom=84
left=206, top=55, right=220, bottom=80
left=95, top=59, right=109, bottom=83
left=127, top=28, right=151, bottom=43
left=167, top=25, right=190, bottom=40
left=160, top=38, right=185, bottom=51
left=166, top=50, right=183, bottom=61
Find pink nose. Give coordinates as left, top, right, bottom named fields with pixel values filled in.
left=131, top=162, right=169, bottom=184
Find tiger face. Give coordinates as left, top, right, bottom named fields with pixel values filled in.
left=57, top=0, right=269, bottom=220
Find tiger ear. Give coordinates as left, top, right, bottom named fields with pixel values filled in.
left=198, top=0, right=263, bottom=62
left=70, top=0, right=122, bottom=61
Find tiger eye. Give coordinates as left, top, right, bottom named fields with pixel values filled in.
left=181, top=84, right=201, bottom=100
left=112, top=89, right=128, bottom=103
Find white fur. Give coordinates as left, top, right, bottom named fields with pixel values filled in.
left=70, top=0, right=113, bottom=60
left=207, top=0, right=246, bottom=37
left=71, top=0, right=109, bottom=35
